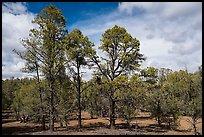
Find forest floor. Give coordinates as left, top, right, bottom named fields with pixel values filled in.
left=2, top=110, right=202, bottom=135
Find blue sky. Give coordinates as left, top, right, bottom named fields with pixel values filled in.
left=2, top=2, right=202, bottom=80
left=26, top=2, right=118, bottom=28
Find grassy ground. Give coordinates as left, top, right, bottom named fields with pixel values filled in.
left=2, top=111, right=202, bottom=135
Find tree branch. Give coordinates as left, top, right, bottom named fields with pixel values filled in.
left=91, top=56, right=110, bottom=81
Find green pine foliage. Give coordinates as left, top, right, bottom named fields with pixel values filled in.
left=2, top=4, right=201, bottom=134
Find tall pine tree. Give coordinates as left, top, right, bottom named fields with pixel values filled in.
left=14, top=4, right=67, bottom=131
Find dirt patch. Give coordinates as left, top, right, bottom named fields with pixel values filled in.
left=2, top=111, right=202, bottom=135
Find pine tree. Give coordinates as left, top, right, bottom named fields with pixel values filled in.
left=14, top=4, right=67, bottom=131
left=91, top=25, right=145, bottom=128
left=64, top=29, right=95, bottom=129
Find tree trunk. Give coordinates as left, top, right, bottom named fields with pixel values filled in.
left=49, top=78, right=55, bottom=132
left=126, top=112, right=131, bottom=128
left=50, top=91, right=54, bottom=131
left=158, top=116, right=161, bottom=126
left=37, top=116, right=40, bottom=123
left=90, top=101, right=94, bottom=119
left=66, top=123, right=68, bottom=130
left=90, top=111, right=93, bottom=119
left=173, top=114, right=177, bottom=127
left=15, top=111, right=20, bottom=121
left=77, top=58, right=82, bottom=129
left=100, top=107, right=104, bottom=117
left=157, top=100, right=161, bottom=126
left=109, top=97, right=115, bottom=129
left=65, top=116, right=69, bottom=130
left=192, top=115, right=198, bottom=135
left=126, top=120, right=130, bottom=127
left=36, top=64, right=46, bottom=130
left=60, top=117, right=63, bottom=128
left=99, top=88, right=104, bottom=117
left=42, top=115, right=46, bottom=130
left=193, top=124, right=197, bottom=135
left=22, top=114, right=26, bottom=123
left=40, top=103, right=46, bottom=130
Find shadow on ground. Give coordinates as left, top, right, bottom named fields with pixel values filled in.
left=2, top=125, right=48, bottom=135
left=2, top=119, right=17, bottom=124
left=2, top=120, right=193, bottom=135
left=55, top=121, right=109, bottom=132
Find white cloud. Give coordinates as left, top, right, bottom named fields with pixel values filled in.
left=118, top=2, right=201, bottom=19
left=2, top=2, right=202, bottom=80
left=118, top=2, right=160, bottom=15
left=71, top=2, right=202, bottom=76
left=2, top=2, right=36, bottom=80
left=2, top=2, right=27, bottom=15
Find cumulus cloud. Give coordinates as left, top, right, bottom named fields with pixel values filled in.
left=118, top=2, right=201, bottom=19
left=71, top=2, right=202, bottom=74
left=2, top=2, right=36, bottom=79
left=2, top=2, right=202, bottom=80
left=2, top=2, right=27, bottom=15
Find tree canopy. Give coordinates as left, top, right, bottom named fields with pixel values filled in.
left=4, top=4, right=202, bottom=135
